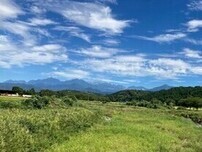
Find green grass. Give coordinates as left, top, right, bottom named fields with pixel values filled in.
left=0, top=107, right=101, bottom=152
left=0, top=96, right=26, bottom=102
left=0, top=99, right=201, bottom=152
left=0, top=96, right=26, bottom=108
left=48, top=102, right=202, bottom=152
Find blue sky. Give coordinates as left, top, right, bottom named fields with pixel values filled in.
left=0, top=0, right=202, bottom=88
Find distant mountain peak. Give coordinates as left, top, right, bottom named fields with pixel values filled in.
left=150, top=84, right=172, bottom=91
left=128, top=86, right=147, bottom=90
left=0, top=78, right=174, bottom=93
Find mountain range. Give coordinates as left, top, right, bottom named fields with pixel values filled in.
left=0, top=78, right=173, bottom=94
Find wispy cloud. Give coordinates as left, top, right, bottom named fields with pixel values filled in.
left=187, top=0, right=202, bottom=11
left=74, top=45, right=120, bottom=58
left=0, top=0, right=24, bottom=19
left=0, top=21, right=36, bottom=46
left=47, top=1, right=130, bottom=34
left=184, top=38, right=202, bottom=45
left=135, top=33, right=186, bottom=43
left=0, top=35, right=68, bottom=68
left=181, top=48, right=202, bottom=59
left=71, top=52, right=202, bottom=79
left=30, top=5, right=46, bottom=14
left=102, top=39, right=120, bottom=46
left=97, top=0, right=117, bottom=4
left=54, top=26, right=91, bottom=42
left=187, top=20, right=202, bottom=32
left=49, top=69, right=89, bottom=79
left=27, top=18, right=57, bottom=26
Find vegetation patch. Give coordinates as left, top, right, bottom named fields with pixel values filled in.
left=0, top=108, right=101, bottom=152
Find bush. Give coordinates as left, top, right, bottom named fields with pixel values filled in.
left=0, top=101, right=20, bottom=109
left=62, top=96, right=74, bottom=106
left=126, top=100, right=161, bottom=109
left=178, top=97, right=202, bottom=109
left=22, top=96, right=50, bottom=109
left=0, top=108, right=101, bottom=152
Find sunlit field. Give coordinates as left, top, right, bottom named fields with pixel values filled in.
left=0, top=96, right=26, bottom=102
left=48, top=102, right=202, bottom=152
left=0, top=96, right=201, bottom=152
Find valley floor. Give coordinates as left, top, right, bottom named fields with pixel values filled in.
left=48, top=102, right=202, bottom=152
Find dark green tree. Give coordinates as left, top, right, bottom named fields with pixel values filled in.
left=12, top=86, right=24, bottom=96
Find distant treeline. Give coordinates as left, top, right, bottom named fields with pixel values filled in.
left=109, top=86, right=202, bottom=109
left=11, top=86, right=202, bottom=109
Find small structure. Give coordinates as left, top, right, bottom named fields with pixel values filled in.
left=22, top=95, right=32, bottom=98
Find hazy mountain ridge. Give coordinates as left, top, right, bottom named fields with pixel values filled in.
left=149, top=84, right=173, bottom=91
left=0, top=78, right=173, bottom=93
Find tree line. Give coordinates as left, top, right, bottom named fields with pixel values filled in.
left=11, top=86, right=202, bottom=109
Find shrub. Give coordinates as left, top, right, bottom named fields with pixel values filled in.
left=62, top=96, right=74, bottom=106
left=0, top=108, right=101, bottom=151
left=178, top=97, right=202, bottom=109
left=126, top=100, right=161, bottom=109
left=22, top=96, right=50, bottom=109
left=0, top=101, right=20, bottom=109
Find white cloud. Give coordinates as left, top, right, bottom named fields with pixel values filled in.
left=49, top=69, right=89, bottom=79
left=28, top=18, right=57, bottom=26
left=0, top=0, right=23, bottom=19
left=0, top=20, right=37, bottom=46
left=188, top=0, right=202, bottom=11
left=72, top=53, right=202, bottom=79
left=148, top=58, right=189, bottom=78
left=0, top=20, right=53, bottom=46
left=30, top=5, right=46, bottom=14
left=136, top=33, right=186, bottom=43
left=0, top=35, right=68, bottom=68
left=77, top=55, right=146, bottom=76
left=187, top=20, right=202, bottom=32
left=98, top=0, right=117, bottom=4
left=102, top=39, right=120, bottom=46
left=89, top=77, right=128, bottom=84
left=184, top=38, right=202, bottom=45
left=33, top=28, right=51, bottom=37
left=76, top=45, right=119, bottom=58
left=191, top=67, right=202, bottom=75
left=49, top=1, right=130, bottom=34
left=181, top=48, right=202, bottom=58
left=54, top=26, right=91, bottom=42
left=0, top=21, right=30, bottom=38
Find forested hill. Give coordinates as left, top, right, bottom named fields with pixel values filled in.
left=108, top=86, right=202, bottom=102
left=9, top=86, right=202, bottom=105
left=4, top=85, right=202, bottom=108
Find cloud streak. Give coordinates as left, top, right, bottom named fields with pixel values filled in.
left=74, top=45, right=120, bottom=58
left=47, top=0, right=130, bottom=34
left=135, top=33, right=186, bottom=43
left=188, top=0, right=202, bottom=11
left=0, top=35, right=68, bottom=68
left=54, top=26, right=91, bottom=42
left=0, top=0, right=24, bottom=19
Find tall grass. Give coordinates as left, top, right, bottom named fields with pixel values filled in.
left=0, top=108, right=101, bottom=152
left=49, top=102, right=202, bottom=152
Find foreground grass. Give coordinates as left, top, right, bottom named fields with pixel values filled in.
left=0, top=96, right=26, bottom=102
left=0, top=108, right=101, bottom=152
left=49, top=102, right=202, bottom=152
left=0, top=98, right=201, bottom=152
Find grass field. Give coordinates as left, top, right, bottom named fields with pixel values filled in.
left=0, top=108, right=101, bottom=151
left=48, top=102, right=202, bottom=152
left=0, top=97, right=201, bottom=152
left=0, top=96, right=26, bottom=102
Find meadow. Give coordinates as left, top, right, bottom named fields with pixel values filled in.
left=0, top=96, right=201, bottom=152
left=0, top=96, right=26, bottom=102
